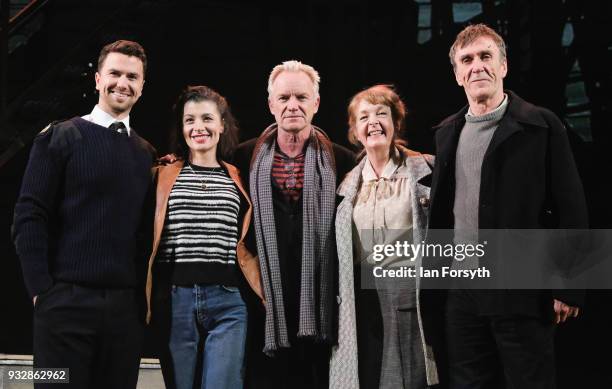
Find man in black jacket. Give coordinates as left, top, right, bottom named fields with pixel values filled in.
left=428, top=24, right=588, bottom=389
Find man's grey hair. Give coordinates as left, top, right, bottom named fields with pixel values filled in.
left=449, top=23, right=507, bottom=71
left=267, top=60, right=320, bottom=98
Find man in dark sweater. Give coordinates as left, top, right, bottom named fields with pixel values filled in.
left=13, top=40, right=156, bottom=389
left=234, top=60, right=354, bottom=389
left=428, top=24, right=588, bottom=388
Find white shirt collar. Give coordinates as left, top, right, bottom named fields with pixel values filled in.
left=82, top=105, right=131, bottom=136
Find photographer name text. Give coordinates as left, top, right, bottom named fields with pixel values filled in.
left=373, top=266, right=491, bottom=279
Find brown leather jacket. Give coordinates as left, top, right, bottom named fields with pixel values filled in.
left=144, top=160, right=264, bottom=323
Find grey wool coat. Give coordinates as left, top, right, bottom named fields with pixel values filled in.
left=329, top=147, right=439, bottom=389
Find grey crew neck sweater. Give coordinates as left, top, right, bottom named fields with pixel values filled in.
left=454, top=95, right=508, bottom=243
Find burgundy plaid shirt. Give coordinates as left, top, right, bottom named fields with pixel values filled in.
left=271, top=149, right=305, bottom=203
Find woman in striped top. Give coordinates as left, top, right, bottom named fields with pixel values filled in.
left=145, top=86, right=264, bottom=389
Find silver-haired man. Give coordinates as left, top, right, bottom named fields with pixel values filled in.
left=235, top=60, right=354, bottom=388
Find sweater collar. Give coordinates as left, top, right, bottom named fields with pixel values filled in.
left=465, top=93, right=509, bottom=122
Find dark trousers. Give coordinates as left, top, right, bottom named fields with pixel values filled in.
left=244, top=296, right=330, bottom=389
left=355, top=287, right=383, bottom=389
left=246, top=338, right=330, bottom=389
left=445, top=290, right=555, bottom=389
left=33, top=282, right=144, bottom=389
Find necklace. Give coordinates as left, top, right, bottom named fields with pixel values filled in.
left=187, top=162, right=219, bottom=190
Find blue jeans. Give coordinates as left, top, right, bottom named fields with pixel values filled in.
left=168, top=284, right=247, bottom=389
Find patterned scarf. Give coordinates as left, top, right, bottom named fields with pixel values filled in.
left=250, top=124, right=336, bottom=355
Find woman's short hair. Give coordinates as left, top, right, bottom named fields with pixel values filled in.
left=347, top=84, right=408, bottom=163
left=347, top=84, right=406, bottom=147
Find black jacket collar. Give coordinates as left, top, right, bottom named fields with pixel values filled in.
left=433, top=90, right=549, bottom=130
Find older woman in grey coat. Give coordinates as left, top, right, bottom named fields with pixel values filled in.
left=329, top=85, right=439, bottom=389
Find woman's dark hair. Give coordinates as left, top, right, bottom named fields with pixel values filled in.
left=171, top=85, right=239, bottom=162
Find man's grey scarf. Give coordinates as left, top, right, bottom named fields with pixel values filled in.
left=250, top=124, right=336, bottom=355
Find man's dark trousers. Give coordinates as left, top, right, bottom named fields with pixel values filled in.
left=33, top=282, right=143, bottom=389
left=445, top=289, right=555, bottom=389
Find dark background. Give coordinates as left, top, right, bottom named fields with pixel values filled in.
left=1, top=0, right=611, bottom=386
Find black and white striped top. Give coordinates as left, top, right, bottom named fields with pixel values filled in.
left=156, top=164, right=242, bottom=286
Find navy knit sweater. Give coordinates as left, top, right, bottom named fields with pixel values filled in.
left=13, top=117, right=156, bottom=297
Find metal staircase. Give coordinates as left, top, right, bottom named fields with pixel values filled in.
left=0, top=0, right=174, bottom=168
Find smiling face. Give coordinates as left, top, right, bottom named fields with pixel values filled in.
left=95, top=52, right=145, bottom=118
left=453, top=36, right=507, bottom=106
left=268, top=70, right=320, bottom=134
left=354, top=100, right=395, bottom=153
left=182, top=100, right=224, bottom=158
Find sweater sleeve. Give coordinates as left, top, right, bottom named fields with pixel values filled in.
left=12, top=123, right=71, bottom=298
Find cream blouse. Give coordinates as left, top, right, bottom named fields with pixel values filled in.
left=352, top=152, right=413, bottom=266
